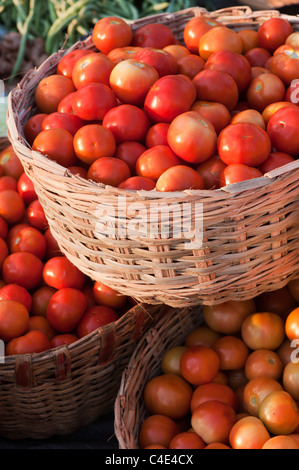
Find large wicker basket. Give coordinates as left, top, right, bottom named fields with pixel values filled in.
left=114, top=304, right=205, bottom=449
left=7, top=6, right=299, bottom=308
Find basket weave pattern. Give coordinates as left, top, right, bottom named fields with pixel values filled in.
left=7, top=6, right=299, bottom=308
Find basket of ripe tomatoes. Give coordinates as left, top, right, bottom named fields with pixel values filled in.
left=0, top=138, right=163, bottom=439
left=114, top=281, right=299, bottom=449
left=7, top=6, right=299, bottom=309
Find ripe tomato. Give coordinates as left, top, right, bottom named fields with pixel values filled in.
left=41, top=112, right=84, bottom=136
left=167, top=111, right=217, bottom=164
left=73, top=124, right=116, bottom=165
left=107, top=46, right=141, bottom=64
left=87, top=157, right=131, bottom=187
left=199, top=26, right=243, bottom=60
left=92, top=16, right=133, bottom=54
left=46, top=287, right=88, bottom=332
left=144, top=74, right=197, bottom=123
left=31, top=285, right=56, bottom=317
left=9, top=226, right=47, bottom=260
left=139, top=414, right=179, bottom=449
left=262, top=435, right=299, bottom=449
left=161, top=346, right=188, bottom=376
left=218, top=122, right=271, bottom=166
left=237, top=29, right=258, bottom=53
left=192, top=69, right=239, bottom=111
left=190, top=382, right=238, bottom=414
left=17, top=173, right=37, bottom=205
left=102, top=104, right=151, bottom=144
left=251, top=66, right=271, bottom=79
left=247, top=73, right=285, bottom=112
left=0, top=284, right=32, bottom=312
left=285, top=307, right=299, bottom=341
left=57, top=49, right=90, bottom=78
left=35, top=74, right=75, bottom=114
left=212, top=336, right=249, bottom=371
left=143, top=373, right=193, bottom=419
left=259, top=152, right=294, bottom=174
left=0, top=300, right=29, bottom=342
left=145, top=123, right=169, bottom=148
left=267, top=106, right=299, bottom=155
left=43, top=256, right=85, bottom=290
left=244, top=47, right=271, bottom=67
left=136, top=145, right=181, bottom=181
left=177, top=54, right=205, bottom=79
left=205, top=50, right=252, bottom=93
left=169, top=432, right=205, bottom=449
left=6, top=223, right=29, bottom=246
left=243, top=377, right=283, bottom=417
left=28, top=316, right=56, bottom=341
left=204, top=442, right=231, bottom=449
left=72, top=83, right=117, bottom=122
left=195, top=155, right=226, bottom=189
left=285, top=79, right=299, bottom=106
left=115, top=141, right=146, bottom=173
left=118, top=176, right=156, bottom=191
left=132, top=23, right=175, bottom=49
left=76, top=305, right=119, bottom=338
left=163, top=44, right=190, bottom=61
left=71, top=52, right=114, bottom=89
left=283, top=362, right=299, bottom=401
left=92, top=281, right=127, bottom=310
left=245, top=349, right=283, bottom=381
left=288, top=279, right=299, bottom=302
left=109, top=59, right=159, bottom=107
left=184, top=16, right=220, bottom=53
left=156, top=165, right=204, bottom=191
left=262, top=100, right=297, bottom=125
left=258, top=18, right=293, bottom=52
left=229, top=416, right=270, bottom=449
left=203, top=299, right=255, bottom=335
left=24, top=114, right=48, bottom=146
left=270, top=49, right=299, bottom=86
left=134, top=47, right=178, bottom=78
left=50, top=333, right=78, bottom=348
left=2, top=252, right=43, bottom=290
left=0, top=145, right=24, bottom=180
left=27, top=199, right=48, bottom=231
left=191, top=101, right=231, bottom=135
left=191, top=400, right=237, bottom=444
left=0, top=175, right=17, bottom=192
left=259, top=390, right=299, bottom=435
left=255, top=285, right=297, bottom=318
left=32, top=128, right=77, bottom=168
left=286, top=31, right=299, bottom=48
left=57, top=91, right=77, bottom=114
left=184, top=325, right=221, bottom=348
left=231, top=109, right=265, bottom=129
left=6, top=330, right=51, bottom=355
left=241, top=312, right=285, bottom=350
left=180, top=345, right=220, bottom=386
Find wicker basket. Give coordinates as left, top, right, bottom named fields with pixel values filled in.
left=7, top=6, right=299, bottom=308
left=0, top=300, right=164, bottom=440
left=114, top=304, right=205, bottom=449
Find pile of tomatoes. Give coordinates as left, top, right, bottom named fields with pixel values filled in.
left=139, top=283, right=299, bottom=449
left=0, top=143, right=131, bottom=355
left=22, top=14, right=299, bottom=192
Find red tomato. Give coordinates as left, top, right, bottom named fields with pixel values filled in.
left=262, top=435, right=299, bottom=449
left=212, top=336, right=249, bottom=371
left=6, top=330, right=51, bottom=355
left=180, top=345, right=220, bottom=386
left=145, top=123, right=170, bottom=148
left=27, top=199, right=48, bottom=231
left=243, top=377, right=283, bottom=417
left=35, top=74, right=75, bottom=114
left=199, top=26, right=243, bottom=60
left=241, top=312, right=285, bottom=350
left=57, top=49, right=91, bottom=78
left=244, top=47, right=272, bottom=67
left=185, top=325, right=221, bottom=348
left=191, top=400, right=237, bottom=444
left=283, top=362, right=299, bottom=401
left=218, top=122, right=271, bottom=166
left=286, top=31, right=299, bottom=48
left=87, top=157, right=131, bottom=187
left=6, top=223, right=29, bottom=246
left=92, top=16, right=133, bottom=54
left=177, top=54, right=205, bottom=79
left=41, top=112, right=84, bottom=136
left=102, top=104, right=151, bottom=144
left=229, top=416, right=270, bottom=449
left=246, top=73, right=285, bottom=112
left=167, top=111, right=217, bottom=164
left=285, top=307, right=299, bottom=341
left=46, top=287, right=88, bottom=332
left=71, top=83, right=117, bottom=121
left=67, top=166, right=87, bottom=179
left=143, top=373, right=193, bottom=419
left=195, top=155, right=226, bottom=189
left=43, top=256, right=85, bottom=290
left=114, top=141, right=146, bottom=173
left=144, top=74, right=197, bottom=123
left=132, top=23, right=176, bottom=49
left=285, top=80, right=299, bottom=106
left=17, top=173, right=37, bottom=205
left=184, top=16, right=220, bottom=54
left=9, top=226, right=47, bottom=260
left=205, top=50, right=252, bottom=93
left=139, top=415, right=179, bottom=449
left=244, top=349, right=283, bottom=381
left=161, top=346, right=188, bottom=376
left=163, top=44, right=190, bottom=61
left=92, top=281, right=127, bottom=310
left=251, top=66, right=271, bottom=79
left=107, top=46, right=141, bottom=64
left=32, top=128, right=78, bottom=168
left=0, top=175, right=18, bottom=192
left=192, top=69, right=239, bottom=111
left=203, top=299, right=256, bottom=335
left=0, top=189, right=25, bottom=224
left=136, top=145, right=181, bottom=181
left=262, top=100, right=297, bottom=125
left=109, top=59, right=159, bottom=107
left=190, top=382, right=238, bottom=414
left=57, top=91, right=77, bottom=114
left=31, top=285, right=56, bottom=317
left=237, top=29, right=258, bottom=53
left=169, top=432, right=205, bottom=449
left=190, top=101, right=231, bottom=135
left=257, top=18, right=293, bottom=52
left=2, top=252, right=43, bottom=290
left=0, top=300, right=29, bottom=342
left=220, top=164, right=263, bottom=186
left=231, top=109, right=265, bottom=129
left=288, top=279, right=299, bottom=302
left=28, top=315, right=57, bottom=341
left=259, top=390, right=299, bottom=435
left=24, top=114, right=48, bottom=146
left=118, top=176, right=156, bottom=191
left=71, top=52, right=114, bottom=89
left=0, top=145, right=24, bottom=180
left=50, top=333, right=78, bottom=348
left=73, top=124, right=116, bottom=165
left=270, top=49, right=299, bottom=86
left=76, top=305, right=119, bottom=338
left=156, top=165, right=204, bottom=192
left=267, top=105, right=299, bottom=155
left=134, top=47, right=178, bottom=77
left=255, top=285, right=297, bottom=318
